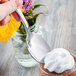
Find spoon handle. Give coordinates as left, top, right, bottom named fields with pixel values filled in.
left=16, top=8, right=31, bottom=36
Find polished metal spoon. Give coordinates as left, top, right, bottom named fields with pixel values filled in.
left=16, top=8, right=50, bottom=63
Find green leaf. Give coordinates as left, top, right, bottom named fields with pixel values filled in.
left=33, top=4, right=45, bottom=10
left=23, top=10, right=33, bottom=16
left=27, top=18, right=34, bottom=27
left=33, top=13, right=43, bottom=23
left=27, top=12, right=44, bottom=28
left=20, top=37, right=26, bottom=42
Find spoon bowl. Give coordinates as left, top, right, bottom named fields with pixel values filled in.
left=27, top=33, right=50, bottom=63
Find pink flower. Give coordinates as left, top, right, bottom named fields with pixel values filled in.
left=22, top=0, right=33, bottom=13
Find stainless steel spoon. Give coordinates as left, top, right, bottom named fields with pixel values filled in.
left=16, top=8, right=50, bottom=63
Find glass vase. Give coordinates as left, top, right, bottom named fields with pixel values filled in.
left=12, top=30, right=38, bottom=68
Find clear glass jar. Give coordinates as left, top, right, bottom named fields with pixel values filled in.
left=12, top=30, right=38, bottom=68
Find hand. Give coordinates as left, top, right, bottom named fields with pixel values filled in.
left=0, top=0, right=23, bottom=26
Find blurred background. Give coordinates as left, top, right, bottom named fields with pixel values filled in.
left=0, top=0, right=76, bottom=76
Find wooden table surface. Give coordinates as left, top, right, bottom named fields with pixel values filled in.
left=0, top=0, right=76, bottom=76
left=0, top=40, right=39, bottom=76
